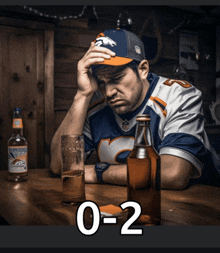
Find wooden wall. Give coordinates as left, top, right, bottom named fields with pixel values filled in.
left=0, top=26, right=45, bottom=169
left=0, top=20, right=54, bottom=170
left=54, top=6, right=217, bottom=132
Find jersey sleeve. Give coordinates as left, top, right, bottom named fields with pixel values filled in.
left=157, top=80, right=208, bottom=178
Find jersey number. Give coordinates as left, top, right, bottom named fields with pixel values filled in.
left=163, top=79, right=191, bottom=88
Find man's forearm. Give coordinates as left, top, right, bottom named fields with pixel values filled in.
left=50, top=90, right=93, bottom=174
left=85, top=164, right=127, bottom=186
left=85, top=155, right=193, bottom=190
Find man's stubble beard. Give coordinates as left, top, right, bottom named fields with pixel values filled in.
left=109, top=82, right=144, bottom=115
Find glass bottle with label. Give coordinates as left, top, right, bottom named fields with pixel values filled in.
left=127, top=114, right=160, bottom=225
left=7, top=108, right=28, bottom=182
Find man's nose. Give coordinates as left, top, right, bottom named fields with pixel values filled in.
left=105, top=84, right=117, bottom=99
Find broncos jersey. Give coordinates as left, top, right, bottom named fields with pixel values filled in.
left=83, top=72, right=220, bottom=184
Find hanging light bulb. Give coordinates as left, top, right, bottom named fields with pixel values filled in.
left=117, top=11, right=132, bottom=31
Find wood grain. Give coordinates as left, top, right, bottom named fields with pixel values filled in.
left=0, top=169, right=219, bottom=226
left=0, top=26, right=45, bottom=169
left=54, top=60, right=78, bottom=74
left=54, top=87, right=77, bottom=111
left=55, top=30, right=97, bottom=48
left=57, top=18, right=89, bottom=29
left=54, top=72, right=77, bottom=88
left=44, top=30, right=55, bottom=168
left=55, top=46, right=87, bottom=62
left=0, top=17, right=55, bottom=30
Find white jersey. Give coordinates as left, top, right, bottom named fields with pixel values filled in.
left=83, top=73, right=220, bottom=184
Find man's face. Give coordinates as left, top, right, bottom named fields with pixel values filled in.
left=96, top=67, right=145, bottom=115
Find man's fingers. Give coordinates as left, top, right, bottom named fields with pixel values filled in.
left=80, top=52, right=114, bottom=69
left=78, top=58, right=105, bottom=71
left=87, top=52, right=112, bottom=60
left=87, top=57, right=105, bottom=65
left=78, top=40, right=116, bottom=76
left=89, top=41, right=116, bottom=56
left=79, top=41, right=116, bottom=68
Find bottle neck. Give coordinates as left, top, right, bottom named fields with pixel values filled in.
left=12, top=127, right=23, bottom=136
left=12, top=118, right=23, bottom=136
left=134, top=121, right=152, bottom=147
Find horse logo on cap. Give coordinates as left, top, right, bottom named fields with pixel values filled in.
left=95, top=33, right=117, bottom=47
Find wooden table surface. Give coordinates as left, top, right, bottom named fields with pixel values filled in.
left=0, top=169, right=220, bottom=226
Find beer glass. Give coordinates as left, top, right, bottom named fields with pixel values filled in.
left=61, top=135, right=85, bottom=205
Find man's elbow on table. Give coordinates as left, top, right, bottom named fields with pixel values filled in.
left=161, top=171, right=190, bottom=190
left=50, top=146, right=62, bottom=175
left=50, top=159, right=62, bottom=175
left=160, top=154, right=193, bottom=190
left=49, top=136, right=63, bottom=175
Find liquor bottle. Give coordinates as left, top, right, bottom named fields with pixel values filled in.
left=7, top=108, right=28, bottom=182
left=127, top=114, right=160, bottom=225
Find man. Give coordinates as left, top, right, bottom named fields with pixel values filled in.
left=50, top=28, right=220, bottom=189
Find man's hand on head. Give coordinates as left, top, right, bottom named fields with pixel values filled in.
left=77, top=42, right=116, bottom=97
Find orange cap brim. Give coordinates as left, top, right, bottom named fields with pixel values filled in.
left=97, top=56, right=133, bottom=66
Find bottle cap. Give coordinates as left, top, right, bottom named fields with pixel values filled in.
left=136, top=114, right=151, bottom=121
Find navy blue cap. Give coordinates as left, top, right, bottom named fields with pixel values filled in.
left=94, top=29, right=146, bottom=66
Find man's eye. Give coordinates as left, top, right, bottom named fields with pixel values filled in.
left=112, top=78, right=122, bottom=84
left=112, top=74, right=125, bottom=83
left=112, top=80, right=119, bottom=84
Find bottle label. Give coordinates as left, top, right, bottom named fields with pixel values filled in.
left=12, top=119, right=23, bottom=128
left=8, top=146, right=28, bottom=173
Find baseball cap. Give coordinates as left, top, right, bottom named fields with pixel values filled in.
left=94, top=28, right=146, bottom=66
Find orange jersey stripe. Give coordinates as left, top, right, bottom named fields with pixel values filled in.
left=150, top=96, right=167, bottom=118
left=153, top=96, right=167, bottom=107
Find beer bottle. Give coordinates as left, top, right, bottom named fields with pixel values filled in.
left=127, top=114, right=160, bottom=225
left=7, top=108, right=28, bottom=182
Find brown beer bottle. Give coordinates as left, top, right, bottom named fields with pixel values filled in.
left=127, top=114, right=160, bottom=225
left=7, top=108, right=28, bottom=182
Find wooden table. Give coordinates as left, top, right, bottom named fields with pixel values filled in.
left=0, top=169, right=220, bottom=226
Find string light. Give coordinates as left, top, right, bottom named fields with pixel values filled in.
left=20, top=5, right=99, bottom=21
left=92, top=6, right=99, bottom=20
